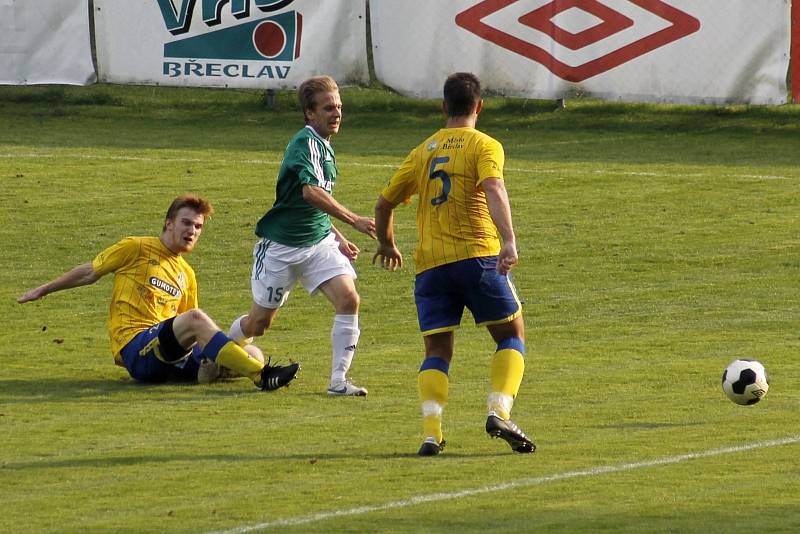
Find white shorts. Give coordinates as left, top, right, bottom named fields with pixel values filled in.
left=251, top=233, right=357, bottom=309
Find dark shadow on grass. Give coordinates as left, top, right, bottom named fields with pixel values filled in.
left=2, top=84, right=798, bottom=166
left=1, top=450, right=512, bottom=470
left=0, top=377, right=263, bottom=403
left=591, top=421, right=705, bottom=430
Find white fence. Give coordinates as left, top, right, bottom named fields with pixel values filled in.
left=0, top=0, right=95, bottom=85
left=1, top=0, right=798, bottom=105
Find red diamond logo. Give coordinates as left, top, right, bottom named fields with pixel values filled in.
left=519, top=0, right=634, bottom=51
left=456, top=0, right=701, bottom=82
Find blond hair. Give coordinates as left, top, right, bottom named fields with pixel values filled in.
left=298, top=75, right=339, bottom=122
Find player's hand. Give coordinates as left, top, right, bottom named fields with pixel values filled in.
left=17, top=287, right=46, bottom=303
left=496, top=242, right=518, bottom=275
left=338, top=239, right=360, bottom=261
left=353, top=216, right=377, bottom=239
left=372, top=243, right=403, bottom=271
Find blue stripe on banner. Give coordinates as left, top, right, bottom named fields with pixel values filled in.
left=497, top=337, right=525, bottom=355
left=419, top=356, right=450, bottom=375
left=204, top=331, right=231, bottom=361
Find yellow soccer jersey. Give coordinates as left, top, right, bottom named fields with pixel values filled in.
left=381, top=127, right=505, bottom=273
left=92, top=236, right=198, bottom=364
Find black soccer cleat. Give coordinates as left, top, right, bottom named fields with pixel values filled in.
left=418, top=437, right=446, bottom=457
left=258, top=358, right=300, bottom=391
left=485, top=414, right=536, bottom=453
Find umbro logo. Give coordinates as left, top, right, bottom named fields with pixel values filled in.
left=456, top=0, right=700, bottom=82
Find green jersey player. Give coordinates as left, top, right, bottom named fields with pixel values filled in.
left=255, top=125, right=337, bottom=246
left=228, top=75, right=376, bottom=396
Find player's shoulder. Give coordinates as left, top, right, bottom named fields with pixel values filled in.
left=293, top=125, right=327, bottom=144
left=470, top=127, right=501, bottom=144
left=415, top=129, right=449, bottom=153
left=472, top=129, right=504, bottom=156
left=179, top=255, right=196, bottom=274
left=288, top=126, right=329, bottom=153
left=93, top=236, right=148, bottom=271
left=109, top=235, right=147, bottom=251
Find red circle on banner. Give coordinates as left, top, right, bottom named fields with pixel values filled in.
left=253, top=21, right=287, bottom=58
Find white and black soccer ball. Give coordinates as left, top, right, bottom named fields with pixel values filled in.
left=721, top=359, right=769, bottom=405
left=244, top=343, right=266, bottom=365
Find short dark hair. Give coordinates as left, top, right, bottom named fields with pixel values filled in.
left=443, top=72, right=481, bottom=117
left=163, top=194, right=213, bottom=231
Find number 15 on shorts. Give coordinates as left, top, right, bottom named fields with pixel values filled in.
left=265, top=286, right=285, bottom=304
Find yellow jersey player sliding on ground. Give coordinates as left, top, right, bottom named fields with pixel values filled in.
left=373, top=72, right=535, bottom=456
left=17, top=194, right=299, bottom=390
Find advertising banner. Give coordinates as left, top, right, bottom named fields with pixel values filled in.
left=371, top=0, right=791, bottom=104
left=793, top=0, right=800, bottom=103
left=0, top=0, right=96, bottom=85
left=94, top=0, right=368, bottom=88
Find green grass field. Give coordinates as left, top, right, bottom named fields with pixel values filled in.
left=1, top=84, right=799, bottom=533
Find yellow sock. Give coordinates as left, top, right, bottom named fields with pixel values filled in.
left=418, top=357, right=450, bottom=443
left=488, top=339, right=525, bottom=420
left=205, top=332, right=264, bottom=383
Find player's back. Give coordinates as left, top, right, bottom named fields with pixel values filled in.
left=388, top=126, right=505, bottom=272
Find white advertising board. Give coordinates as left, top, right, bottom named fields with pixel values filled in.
left=94, top=0, right=368, bottom=88
left=0, top=0, right=96, bottom=85
left=371, top=0, right=790, bottom=104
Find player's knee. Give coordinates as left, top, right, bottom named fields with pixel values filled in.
left=489, top=320, right=524, bottom=345
left=337, top=290, right=360, bottom=314
left=183, top=308, right=216, bottom=330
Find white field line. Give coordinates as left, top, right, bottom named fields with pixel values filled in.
left=1, top=152, right=795, bottom=181
left=206, top=435, right=800, bottom=534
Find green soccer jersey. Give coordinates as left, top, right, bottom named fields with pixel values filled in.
left=256, top=126, right=337, bottom=246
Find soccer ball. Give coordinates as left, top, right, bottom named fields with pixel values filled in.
left=243, top=343, right=266, bottom=365
left=214, top=344, right=265, bottom=380
left=721, top=359, right=769, bottom=405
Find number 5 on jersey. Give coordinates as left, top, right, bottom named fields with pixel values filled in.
left=429, top=156, right=451, bottom=206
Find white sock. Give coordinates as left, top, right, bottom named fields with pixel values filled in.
left=330, top=314, right=359, bottom=384
left=421, top=400, right=443, bottom=418
left=487, top=392, right=514, bottom=420
left=229, top=315, right=253, bottom=346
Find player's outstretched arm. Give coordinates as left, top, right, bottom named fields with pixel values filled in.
left=302, top=184, right=376, bottom=239
left=482, top=178, right=518, bottom=275
left=17, top=262, right=101, bottom=303
left=372, top=195, right=403, bottom=271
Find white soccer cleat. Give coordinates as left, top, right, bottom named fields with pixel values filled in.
left=326, top=379, right=368, bottom=397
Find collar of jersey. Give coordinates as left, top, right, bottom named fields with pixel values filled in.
left=304, top=125, right=332, bottom=149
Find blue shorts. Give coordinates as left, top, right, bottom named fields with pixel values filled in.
left=119, top=318, right=201, bottom=383
left=414, top=257, right=522, bottom=335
